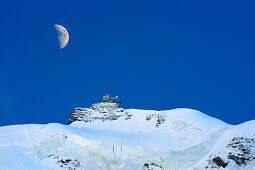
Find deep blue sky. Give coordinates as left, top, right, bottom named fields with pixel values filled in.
left=0, top=0, right=255, bottom=126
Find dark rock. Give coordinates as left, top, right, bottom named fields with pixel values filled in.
left=212, top=156, right=228, bottom=168
left=228, top=153, right=249, bottom=166
left=143, top=162, right=164, bottom=170
left=49, top=155, right=80, bottom=170
left=68, top=102, right=131, bottom=125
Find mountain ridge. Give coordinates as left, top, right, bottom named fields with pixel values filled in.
left=0, top=102, right=254, bottom=169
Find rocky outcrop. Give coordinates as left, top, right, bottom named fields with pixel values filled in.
left=203, top=136, right=255, bottom=169
left=49, top=155, right=81, bottom=170
left=145, top=113, right=166, bottom=127
left=226, top=137, right=255, bottom=165
left=144, top=162, right=164, bottom=170
left=68, top=102, right=168, bottom=127
left=207, top=156, right=228, bottom=168
left=68, top=102, right=131, bottom=125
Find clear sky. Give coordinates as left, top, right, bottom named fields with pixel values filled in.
left=0, top=0, right=255, bottom=126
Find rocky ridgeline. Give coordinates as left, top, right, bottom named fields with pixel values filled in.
left=68, top=102, right=132, bottom=125
left=204, top=136, right=255, bottom=169
left=68, top=94, right=166, bottom=128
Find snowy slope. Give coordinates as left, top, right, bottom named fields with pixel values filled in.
left=70, top=107, right=230, bottom=152
left=189, top=120, right=255, bottom=170
left=0, top=104, right=254, bottom=170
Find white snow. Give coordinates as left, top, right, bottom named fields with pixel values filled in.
left=70, top=108, right=230, bottom=151
left=0, top=108, right=254, bottom=170
left=190, top=120, right=255, bottom=170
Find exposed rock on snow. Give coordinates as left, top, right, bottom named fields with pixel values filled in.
left=68, top=102, right=131, bottom=125
left=0, top=98, right=255, bottom=170
left=144, top=162, right=164, bottom=170
left=227, top=137, right=255, bottom=165
left=196, top=136, right=255, bottom=169
left=191, top=121, right=255, bottom=170
left=49, top=155, right=81, bottom=170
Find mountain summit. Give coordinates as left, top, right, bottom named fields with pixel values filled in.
left=0, top=95, right=255, bottom=170
left=68, top=94, right=128, bottom=125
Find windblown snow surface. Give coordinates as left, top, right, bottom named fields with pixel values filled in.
left=0, top=107, right=255, bottom=170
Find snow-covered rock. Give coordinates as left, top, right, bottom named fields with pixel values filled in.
left=69, top=103, right=230, bottom=153
left=68, top=102, right=131, bottom=125
left=0, top=102, right=254, bottom=170
left=189, top=120, right=255, bottom=170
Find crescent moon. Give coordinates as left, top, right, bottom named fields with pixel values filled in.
left=54, top=24, right=69, bottom=49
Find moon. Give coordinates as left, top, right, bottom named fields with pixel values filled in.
left=54, top=24, right=69, bottom=49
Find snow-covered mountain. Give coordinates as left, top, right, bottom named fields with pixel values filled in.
left=0, top=100, right=254, bottom=170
